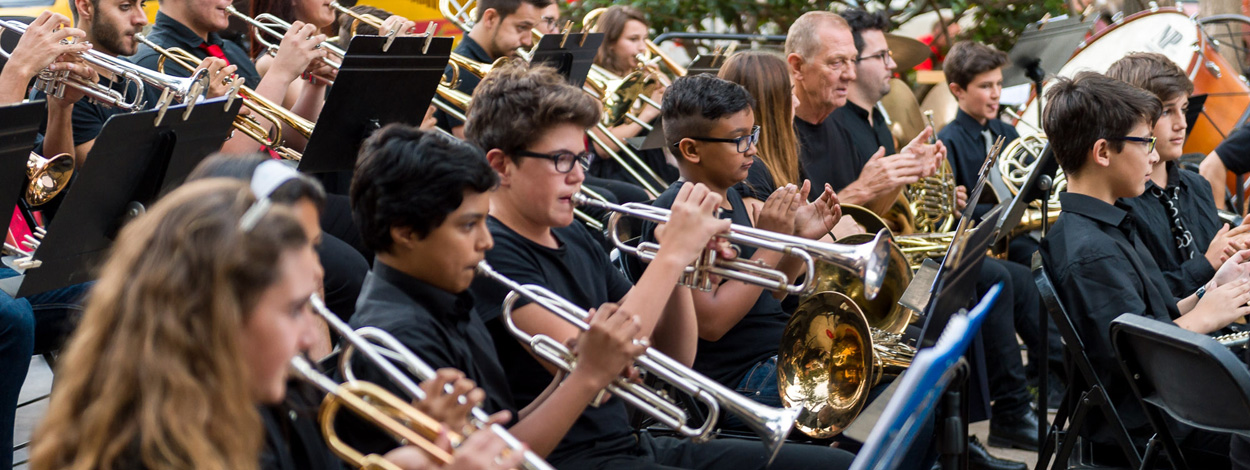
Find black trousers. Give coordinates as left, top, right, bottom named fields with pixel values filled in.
left=978, top=257, right=1034, bottom=417
left=548, top=432, right=854, bottom=470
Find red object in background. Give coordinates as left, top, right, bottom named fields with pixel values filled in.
left=914, top=34, right=939, bottom=71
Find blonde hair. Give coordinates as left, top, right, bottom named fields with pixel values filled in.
left=720, top=51, right=801, bottom=188
left=29, top=179, right=308, bottom=470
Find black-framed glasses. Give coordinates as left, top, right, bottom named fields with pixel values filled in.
left=857, top=49, right=893, bottom=64
left=677, top=125, right=761, bottom=153
left=1108, top=136, right=1156, bottom=154
left=540, top=15, right=559, bottom=30
left=515, top=149, right=590, bottom=173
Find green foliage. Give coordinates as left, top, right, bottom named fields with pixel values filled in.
left=950, top=0, right=1070, bottom=52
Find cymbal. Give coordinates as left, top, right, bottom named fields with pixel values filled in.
left=886, top=33, right=930, bottom=71
left=879, top=78, right=925, bottom=146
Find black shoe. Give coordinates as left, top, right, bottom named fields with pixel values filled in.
left=968, top=436, right=1027, bottom=470
left=989, top=406, right=1041, bottom=452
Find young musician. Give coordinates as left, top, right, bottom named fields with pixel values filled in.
left=1040, top=72, right=1250, bottom=466
left=935, top=41, right=1015, bottom=218
left=463, top=61, right=854, bottom=468
left=716, top=51, right=801, bottom=201
left=1106, top=52, right=1249, bottom=298
left=433, top=0, right=550, bottom=138
left=785, top=11, right=942, bottom=216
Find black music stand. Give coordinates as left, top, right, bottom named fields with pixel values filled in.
left=529, top=32, right=603, bottom=88
left=7, top=100, right=238, bottom=298
left=1004, top=16, right=1091, bottom=125
left=298, top=36, right=453, bottom=174
left=0, top=101, right=46, bottom=251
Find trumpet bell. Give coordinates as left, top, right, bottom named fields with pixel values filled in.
left=25, top=153, right=74, bottom=206
left=778, top=291, right=874, bottom=438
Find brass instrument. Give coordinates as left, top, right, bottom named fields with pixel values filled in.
left=1216, top=331, right=1250, bottom=348
left=819, top=232, right=915, bottom=335
left=309, top=296, right=556, bottom=470
left=778, top=291, right=915, bottom=437
left=224, top=6, right=346, bottom=70
left=898, top=110, right=958, bottom=233
left=328, top=1, right=402, bottom=51
left=995, top=134, right=1063, bottom=236
left=135, top=33, right=316, bottom=160
left=574, top=193, right=891, bottom=298
left=25, top=152, right=74, bottom=206
left=476, top=261, right=799, bottom=464
left=0, top=20, right=209, bottom=124
left=438, top=0, right=475, bottom=32
left=841, top=204, right=951, bottom=270
left=288, top=355, right=454, bottom=469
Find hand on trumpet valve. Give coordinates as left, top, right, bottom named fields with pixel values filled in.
left=417, top=368, right=488, bottom=432
left=271, top=21, right=327, bottom=82
left=45, top=53, right=98, bottom=106
left=195, top=57, right=239, bottom=98
left=569, top=303, right=648, bottom=392
left=7, top=12, right=89, bottom=80
left=380, top=15, right=418, bottom=37
left=302, top=59, right=337, bottom=86
left=652, top=182, right=732, bottom=266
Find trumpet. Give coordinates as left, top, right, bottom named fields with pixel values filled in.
left=288, top=355, right=454, bottom=469
left=0, top=20, right=209, bottom=125
left=572, top=193, right=892, bottom=299
left=309, top=295, right=555, bottom=470
left=329, top=1, right=402, bottom=51
left=25, top=152, right=74, bottom=206
left=476, top=261, right=799, bottom=464
left=225, top=6, right=345, bottom=70
left=135, top=33, right=315, bottom=160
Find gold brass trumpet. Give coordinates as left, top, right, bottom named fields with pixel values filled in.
left=135, top=33, right=315, bottom=160
left=476, top=261, right=800, bottom=464
left=225, top=6, right=346, bottom=70
left=328, top=1, right=401, bottom=51
left=309, top=295, right=556, bottom=470
left=288, top=355, right=454, bottom=469
left=25, top=152, right=74, bottom=206
left=572, top=193, right=892, bottom=299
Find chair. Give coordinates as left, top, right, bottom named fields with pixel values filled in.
left=1110, top=314, right=1250, bottom=470
left=1033, top=256, right=1141, bottom=469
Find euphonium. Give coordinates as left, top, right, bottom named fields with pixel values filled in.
left=135, top=33, right=315, bottom=160
left=288, top=355, right=454, bottom=469
left=574, top=193, right=892, bottom=299
left=310, top=294, right=557, bottom=470
left=25, top=152, right=74, bottom=206
left=777, top=291, right=915, bottom=438
left=476, top=261, right=800, bottom=464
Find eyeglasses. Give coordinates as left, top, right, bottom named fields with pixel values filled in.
left=857, top=49, right=894, bottom=64
left=678, top=126, right=761, bottom=153
left=515, top=149, right=590, bottom=173
left=1108, top=136, right=1156, bottom=154
left=540, top=16, right=559, bottom=30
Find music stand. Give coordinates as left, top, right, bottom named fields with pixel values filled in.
left=1185, top=94, right=1208, bottom=140
left=685, top=50, right=730, bottom=77
left=9, top=100, right=238, bottom=298
left=0, top=101, right=48, bottom=237
left=1003, top=16, right=1091, bottom=126
left=298, top=36, right=453, bottom=174
left=528, top=32, right=604, bottom=88
left=850, top=284, right=1002, bottom=470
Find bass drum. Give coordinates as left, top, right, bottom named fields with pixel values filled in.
left=1013, top=7, right=1250, bottom=158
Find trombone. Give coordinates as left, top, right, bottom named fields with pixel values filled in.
left=288, top=355, right=454, bottom=469
left=475, top=261, right=799, bottom=464
left=572, top=193, right=892, bottom=299
left=0, top=20, right=209, bottom=125
left=135, top=33, right=315, bottom=160
left=224, top=6, right=345, bottom=70
left=309, top=295, right=555, bottom=470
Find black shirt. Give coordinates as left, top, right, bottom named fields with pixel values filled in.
left=130, top=12, right=262, bottom=90
left=731, top=156, right=777, bottom=201
left=350, top=261, right=516, bottom=415
left=1216, top=124, right=1250, bottom=174
left=640, top=183, right=790, bottom=387
left=259, top=381, right=345, bottom=470
left=832, top=100, right=896, bottom=160
left=468, top=217, right=635, bottom=463
left=1039, top=192, right=1181, bottom=446
left=795, top=113, right=870, bottom=194
left=937, top=108, right=1020, bottom=191
left=434, top=36, right=491, bottom=132
left=1119, top=161, right=1221, bottom=298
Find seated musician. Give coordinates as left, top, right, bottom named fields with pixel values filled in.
left=935, top=41, right=1014, bottom=220
left=462, top=60, right=854, bottom=469
left=1040, top=71, right=1250, bottom=466
left=1106, top=52, right=1249, bottom=298
left=1199, top=113, right=1250, bottom=212
left=785, top=10, right=1043, bottom=459
left=346, top=123, right=645, bottom=462
left=129, top=0, right=326, bottom=154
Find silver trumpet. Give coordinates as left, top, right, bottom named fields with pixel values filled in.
left=308, top=295, right=555, bottom=470
left=225, top=6, right=345, bottom=70
left=476, top=261, right=799, bottom=464
left=572, top=193, right=892, bottom=299
left=1216, top=331, right=1250, bottom=349
left=0, top=20, right=209, bottom=124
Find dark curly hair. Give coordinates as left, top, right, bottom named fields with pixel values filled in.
left=464, top=60, right=600, bottom=157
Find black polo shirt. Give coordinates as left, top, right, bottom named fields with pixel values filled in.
left=130, top=12, right=261, bottom=89
left=639, top=183, right=790, bottom=387
left=1119, top=161, right=1221, bottom=298
left=434, top=35, right=491, bottom=132
left=795, top=113, right=869, bottom=195
left=937, top=108, right=1020, bottom=191
left=259, top=381, right=343, bottom=470
left=30, top=72, right=145, bottom=149
left=1039, top=192, right=1182, bottom=446
left=730, top=156, right=776, bottom=201
left=468, top=217, right=635, bottom=464
left=831, top=100, right=896, bottom=160
left=1215, top=125, right=1250, bottom=174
